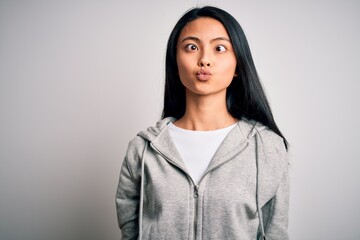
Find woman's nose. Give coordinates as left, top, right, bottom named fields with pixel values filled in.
left=198, top=50, right=212, bottom=67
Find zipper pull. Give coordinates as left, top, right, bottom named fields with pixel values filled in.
left=193, top=185, right=199, bottom=198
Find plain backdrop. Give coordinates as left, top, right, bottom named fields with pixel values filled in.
left=1, top=0, right=359, bottom=239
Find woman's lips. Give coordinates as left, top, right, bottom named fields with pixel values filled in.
left=196, top=69, right=212, bottom=81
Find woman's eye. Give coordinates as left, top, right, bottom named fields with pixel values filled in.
left=185, top=44, right=198, bottom=51
left=215, top=45, right=227, bottom=52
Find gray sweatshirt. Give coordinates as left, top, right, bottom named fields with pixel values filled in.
left=116, top=117, right=289, bottom=240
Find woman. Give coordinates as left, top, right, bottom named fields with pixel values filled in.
left=116, top=6, right=289, bottom=240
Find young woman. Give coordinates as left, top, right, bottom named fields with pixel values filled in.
left=116, top=6, right=290, bottom=240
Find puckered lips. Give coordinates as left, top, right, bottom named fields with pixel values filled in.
left=196, top=69, right=212, bottom=81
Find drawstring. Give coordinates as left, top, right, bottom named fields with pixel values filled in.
left=255, top=127, right=266, bottom=240
left=138, top=141, right=148, bottom=240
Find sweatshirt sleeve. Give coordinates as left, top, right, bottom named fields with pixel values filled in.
left=264, top=144, right=290, bottom=240
left=115, top=141, right=142, bottom=240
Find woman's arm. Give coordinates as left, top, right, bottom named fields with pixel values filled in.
left=115, top=155, right=140, bottom=240
left=264, top=141, right=290, bottom=240
left=264, top=159, right=290, bottom=239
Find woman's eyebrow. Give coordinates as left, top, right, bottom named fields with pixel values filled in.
left=180, top=36, right=200, bottom=42
left=180, top=36, right=231, bottom=43
left=211, top=37, right=231, bottom=42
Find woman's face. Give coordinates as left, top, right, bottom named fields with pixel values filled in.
left=176, top=17, right=237, bottom=97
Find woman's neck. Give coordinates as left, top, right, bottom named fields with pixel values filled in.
left=174, top=91, right=237, bottom=131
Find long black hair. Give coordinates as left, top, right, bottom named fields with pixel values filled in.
left=162, top=6, right=288, bottom=149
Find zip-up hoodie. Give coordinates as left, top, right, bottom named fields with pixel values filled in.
left=116, top=117, right=289, bottom=240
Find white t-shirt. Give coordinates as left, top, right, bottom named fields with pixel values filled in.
left=168, top=122, right=237, bottom=184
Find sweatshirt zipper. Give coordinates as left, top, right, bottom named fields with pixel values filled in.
left=193, top=184, right=199, bottom=240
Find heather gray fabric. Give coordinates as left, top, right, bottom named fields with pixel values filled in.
left=116, top=117, right=289, bottom=240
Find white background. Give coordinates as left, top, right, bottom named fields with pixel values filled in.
left=0, top=0, right=359, bottom=239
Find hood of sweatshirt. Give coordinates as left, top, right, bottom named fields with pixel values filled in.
left=137, top=116, right=267, bottom=171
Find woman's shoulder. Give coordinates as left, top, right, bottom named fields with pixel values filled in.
left=240, top=117, right=288, bottom=164
left=126, top=135, right=147, bottom=158
left=261, top=128, right=287, bottom=153
left=259, top=129, right=289, bottom=175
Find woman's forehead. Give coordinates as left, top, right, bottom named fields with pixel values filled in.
left=179, top=17, right=229, bottom=40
